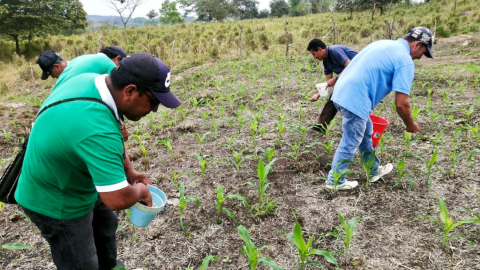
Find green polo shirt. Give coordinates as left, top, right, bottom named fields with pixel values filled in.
left=52, top=53, right=117, bottom=91
left=15, top=73, right=126, bottom=220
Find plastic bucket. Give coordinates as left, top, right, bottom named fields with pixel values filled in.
left=316, top=82, right=329, bottom=97
left=130, top=185, right=167, bottom=227
left=369, top=114, right=390, bottom=148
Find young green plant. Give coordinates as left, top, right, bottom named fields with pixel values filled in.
left=214, top=184, right=237, bottom=222
left=178, top=183, right=201, bottom=236
left=327, top=214, right=360, bottom=265
left=419, top=198, right=479, bottom=247
left=284, top=221, right=338, bottom=269
left=237, top=225, right=284, bottom=270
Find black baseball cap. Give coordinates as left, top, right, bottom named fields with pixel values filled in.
left=115, top=53, right=181, bottom=109
left=37, top=50, right=60, bottom=80
left=406, top=27, right=434, bottom=58
left=110, top=46, right=127, bottom=58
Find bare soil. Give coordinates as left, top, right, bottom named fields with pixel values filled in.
left=1, top=33, right=480, bottom=270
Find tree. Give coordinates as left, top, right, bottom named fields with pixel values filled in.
left=232, top=0, right=259, bottom=20
left=103, top=0, right=146, bottom=28
left=269, top=0, right=289, bottom=17
left=309, top=0, right=331, bottom=13
left=0, top=0, right=87, bottom=55
left=159, top=0, right=184, bottom=25
left=290, top=0, right=311, bottom=16
left=146, top=9, right=158, bottom=19
left=334, top=0, right=356, bottom=18
left=195, top=0, right=236, bottom=22
left=257, top=8, right=269, bottom=18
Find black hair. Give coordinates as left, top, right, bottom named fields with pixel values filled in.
left=100, top=47, right=122, bottom=60
left=307, top=39, right=326, bottom=51
left=110, top=68, right=149, bottom=96
left=404, top=36, right=418, bottom=43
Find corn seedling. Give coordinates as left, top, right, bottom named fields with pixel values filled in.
left=297, top=103, right=304, bottom=122
left=178, top=183, right=201, bottom=236
left=257, top=147, right=275, bottom=163
left=411, top=149, right=441, bottom=189
left=284, top=221, right=338, bottom=269
left=286, top=142, right=310, bottom=162
left=229, top=148, right=255, bottom=174
left=324, top=119, right=338, bottom=141
left=158, top=139, right=175, bottom=160
left=403, top=132, right=415, bottom=151
left=432, top=130, right=444, bottom=147
left=247, top=159, right=278, bottom=217
left=185, top=255, right=218, bottom=270
left=360, top=150, right=379, bottom=188
left=461, top=124, right=480, bottom=144
left=442, top=130, right=465, bottom=175
left=171, top=169, right=194, bottom=184
left=394, top=157, right=413, bottom=189
left=3, top=130, right=10, bottom=142
left=465, top=105, right=475, bottom=123
left=237, top=225, right=284, bottom=270
left=327, top=214, right=359, bottom=265
left=427, top=89, right=434, bottom=110
left=328, top=160, right=355, bottom=193
left=467, top=149, right=480, bottom=168
left=138, top=144, right=149, bottom=170
left=412, top=105, right=419, bottom=121
left=419, top=198, right=479, bottom=247
left=189, top=132, right=210, bottom=155
left=192, top=153, right=210, bottom=181
left=289, top=125, right=308, bottom=145
left=211, top=116, right=221, bottom=138
left=226, top=193, right=251, bottom=210
left=214, top=184, right=237, bottom=222
left=274, top=113, right=287, bottom=142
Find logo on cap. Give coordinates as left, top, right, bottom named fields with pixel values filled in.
left=165, top=72, right=171, bottom=88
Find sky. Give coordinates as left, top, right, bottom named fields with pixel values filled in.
left=80, top=0, right=272, bottom=18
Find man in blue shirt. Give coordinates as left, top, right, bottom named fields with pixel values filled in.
left=307, top=39, right=357, bottom=133
left=326, top=27, right=433, bottom=190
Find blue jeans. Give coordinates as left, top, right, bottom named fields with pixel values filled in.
left=22, top=197, right=120, bottom=270
left=327, top=103, right=380, bottom=184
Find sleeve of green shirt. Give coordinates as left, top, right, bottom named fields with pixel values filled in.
left=75, top=133, right=127, bottom=192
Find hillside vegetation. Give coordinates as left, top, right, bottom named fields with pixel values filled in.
left=0, top=0, right=478, bottom=67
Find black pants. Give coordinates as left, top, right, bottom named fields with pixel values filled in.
left=318, top=94, right=338, bottom=129
left=22, top=197, right=119, bottom=270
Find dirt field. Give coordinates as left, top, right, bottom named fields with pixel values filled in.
left=1, top=33, right=480, bottom=270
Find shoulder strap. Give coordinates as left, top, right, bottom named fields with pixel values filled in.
left=37, top=97, right=120, bottom=124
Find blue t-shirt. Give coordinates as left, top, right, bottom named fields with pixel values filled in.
left=332, top=39, right=415, bottom=120
left=323, top=45, right=357, bottom=75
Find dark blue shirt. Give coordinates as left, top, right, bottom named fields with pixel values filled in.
left=323, top=45, right=357, bottom=75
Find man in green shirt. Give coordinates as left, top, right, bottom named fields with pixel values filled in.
left=37, top=46, right=127, bottom=81
left=15, top=53, right=181, bottom=270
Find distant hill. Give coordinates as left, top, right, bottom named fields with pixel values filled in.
left=86, top=15, right=196, bottom=29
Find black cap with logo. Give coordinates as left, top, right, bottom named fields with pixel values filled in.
left=115, top=53, right=181, bottom=109
left=37, top=50, right=60, bottom=80
left=406, top=27, right=434, bottom=58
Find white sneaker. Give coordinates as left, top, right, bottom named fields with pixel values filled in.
left=370, top=163, right=393, bottom=183
left=326, top=180, right=359, bottom=190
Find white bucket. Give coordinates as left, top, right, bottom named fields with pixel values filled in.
left=316, top=83, right=329, bottom=97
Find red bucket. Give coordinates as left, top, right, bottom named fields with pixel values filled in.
left=369, top=115, right=389, bottom=148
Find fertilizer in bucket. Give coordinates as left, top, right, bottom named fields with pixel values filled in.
left=130, top=185, right=167, bottom=227
left=369, top=115, right=389, bottom=148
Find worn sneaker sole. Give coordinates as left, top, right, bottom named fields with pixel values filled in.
left=325, top=181, right=359, bottom=190
left=370, top=163, right=394, bottom=183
